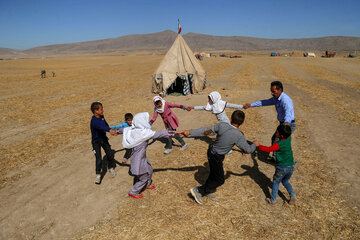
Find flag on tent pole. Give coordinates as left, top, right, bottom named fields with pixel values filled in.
left=178, top=19, right=182, bottom=34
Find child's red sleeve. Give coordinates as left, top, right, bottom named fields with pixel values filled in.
left=168, top=102, right=184, bottom=109
left=258, top=143, right=280, bottom=152
left=150, top=111, right=158, bottom=123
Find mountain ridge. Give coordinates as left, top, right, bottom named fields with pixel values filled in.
left=1, top=30, right=359, bottom=57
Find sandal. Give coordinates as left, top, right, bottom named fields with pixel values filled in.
left=128, top=193, right=143, bottom=199
left=146, top=184, right=156, bottom=190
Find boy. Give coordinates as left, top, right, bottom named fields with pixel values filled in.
left=178, top=110, right=256, bottom=204
left=110, top=113, right=133, bottom=163
left=253, top=124, right=296, bottom=205
left=90, top=102, right=117, bottom=184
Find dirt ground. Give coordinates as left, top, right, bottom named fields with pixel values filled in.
left=0, top=54, right=359, bottom=239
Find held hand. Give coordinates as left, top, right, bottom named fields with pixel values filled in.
left=109, top=129, right=117, bottom=136
left=183, top=130, right=190, bottom=137
left=176, top=130, right=184, bottom=137
left=176, top=130, right=190, bottom=137
left=243, top=103, right=251, bottom=109
left=186, top=106, right=192, bottom=111
left=253, top=140, right=259, bottom=147
left=204, top=130, right=213, bottom=136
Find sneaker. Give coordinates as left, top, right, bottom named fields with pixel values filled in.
left=128, top=193, right=143, bottom=199
left=94, top=174, right=101, bottom=184
left=266, top=198, right=276, bottom=205
left=289, top=196, right=296, bottom=205
left=180, top=143, right=189, bottom=151
left=146, top=184, right=156, bottom=190
left=204, top=192, right=216, bottom=199
left=164, top=148, right=173, bottom=154
left=226, top=150, right=233, bottom=156
left=109, top=168, right=116, bottom=177
left=190, top=187, right=203, bottom=204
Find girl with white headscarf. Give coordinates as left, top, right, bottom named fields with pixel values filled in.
left=150, top=96, right=189, bottom=154
left=116, top=112, right=173, bottom=199
left=189, top=91, right=243, bottom=124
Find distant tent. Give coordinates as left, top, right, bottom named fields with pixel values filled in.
left=152, top=34, right=206, bottom=96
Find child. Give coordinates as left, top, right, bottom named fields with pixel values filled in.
left=178, top=110, right=256, bottom=204
left=116, top=112, right=174, bottom=199
left=253, top=124, right=296, bottom=205
left=90, top=102, right=118, bottom=184
left=188, top=91, right=243, bottom=125
left=110, top=113, right=133, bottom=163
left=188, top=91, right=243, bottom=155
left=150, top=96, right=189, bottom=154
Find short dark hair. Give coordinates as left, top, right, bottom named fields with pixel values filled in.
left=91, top=102, right=102, bottom=113
left=271, top=81, right=283, bottom=91
left=124, top=113, right=133, bottom=120
left=231, top=110, right=245, bottom=125
left=277, top=124, right=292, bottom=139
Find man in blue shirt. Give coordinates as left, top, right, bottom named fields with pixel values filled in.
left=243, top=81, right=295, bottom=144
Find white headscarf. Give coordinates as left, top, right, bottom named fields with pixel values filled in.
left=153, top=96, right=166, bottom=113
left=205, top=91, right=227, bottom=114
left=122, top=112, right=155, bottom=148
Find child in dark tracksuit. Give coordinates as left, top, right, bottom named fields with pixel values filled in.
left=178, top=110, right=256, bottom=204
left=254, top=124, right=296, bottom=205
left=90, top=102, right=117, bottom=184
left=110, top=113, right=133, bottom=163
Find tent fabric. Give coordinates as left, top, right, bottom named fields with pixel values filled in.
left=152, top=34, right=206, bottom=95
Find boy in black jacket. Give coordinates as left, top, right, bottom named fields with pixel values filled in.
left=90, top=102, right=117, bottom=184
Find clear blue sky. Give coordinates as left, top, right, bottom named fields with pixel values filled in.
left=1, top=0, right=359, bottom=50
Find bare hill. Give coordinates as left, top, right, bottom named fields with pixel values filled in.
left=0, top=48, right=26, bottom=58
left=1, top=30, right=360, bottom=57
left=184, top=32, right=360, bottom=52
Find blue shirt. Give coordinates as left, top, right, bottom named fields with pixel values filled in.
left=110, top=121, right=130, bottom=129
left=251, top=92, right=295, bottom=123
left=90, top=115, right=111, bottom=141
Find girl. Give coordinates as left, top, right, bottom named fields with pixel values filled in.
left=150, top=96, right=189, bottom=154
left=117, top=112, right=173, bottom=199
left=189, top=91, right=243, bottom=124
left=188, top=91, right=243, bottom=155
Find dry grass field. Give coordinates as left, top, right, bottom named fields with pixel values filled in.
left=0, top=54, right=359, bottom=239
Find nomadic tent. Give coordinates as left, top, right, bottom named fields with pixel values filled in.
left=152, top=34, right=206, bottom=96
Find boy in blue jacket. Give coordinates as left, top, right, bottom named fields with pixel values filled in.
left=110, top=113, right=133, bottom=163
left=90, top=102, right=117, bottom=184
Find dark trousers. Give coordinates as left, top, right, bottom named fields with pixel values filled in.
left=92, top=138, right=115, bottom=174
left=123, top=148, right=132, bottom=159
left=198, top=145, right=225, bottom=194
left=165, top=125, right=185, bottom=149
